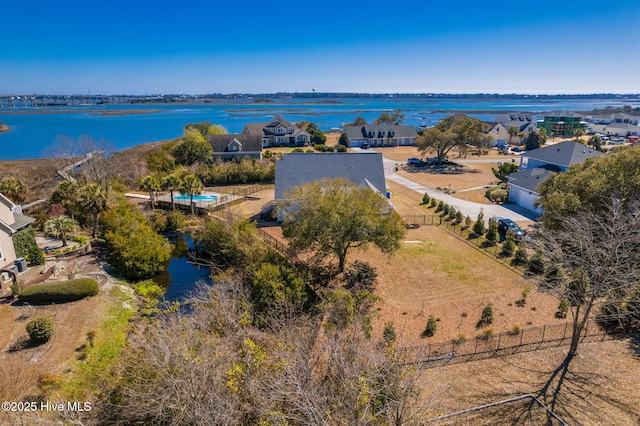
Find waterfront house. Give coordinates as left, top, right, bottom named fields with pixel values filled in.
left=507, top=141, right=603, bottom=215
left=586, top=113, right=640, bottom=137
left=242, top=115, right=310, bottom=148
left=483, top=122, right=509, bottom=148
left=207, top=134, right=263, bottom=160
left=342, top=125, right=417, bottom=148
left=0, top=192, right=36, bottom=271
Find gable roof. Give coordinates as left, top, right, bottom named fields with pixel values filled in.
left=274, top=152, right=386, bottom=200
left=523, top=141, right=604, bottom=168
left=0, top=192, right=35, bottom=233
left=507, top=167, right=556, bottom=193
left=242, top=115, right=310, bottom=137
left=342, top=125, right=417, bottom=140
left=208, top=134, right=263, bottom=152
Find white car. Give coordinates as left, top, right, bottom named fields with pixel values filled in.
left=407, top=158, right=422, bottom=165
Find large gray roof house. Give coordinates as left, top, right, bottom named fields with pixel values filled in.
left=274, top=152, right=387, bottom=201
left=507, top=141, right=604, bottom=216
left=342, top=125, right=417, bottom=148
left=207, top=134, right=262, bottom=160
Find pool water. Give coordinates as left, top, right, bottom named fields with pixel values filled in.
left=174, top=193, right=218, bottom=201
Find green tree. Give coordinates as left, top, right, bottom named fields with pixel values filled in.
left=374, top=110, right=405, bottom=125
left=26, top=318, right=54, bottom=343
left=537, top=146, right=640, bottom=228
left=346, top=116, right=368, bottom=126
left=572, top=128, right=585, bottom=141
left=524, top=132, right=541, bottom=151
left=44, top=215, right=78, bottom=247
left=338, top=132, right=350, bottom=147
left=250, top=262, right=307, bottom=312
left=162, top=174, right=182, bottom=211
left=588, top=134, right=602, bottom=150
left=416, top=115, right=489, bottom=164
left=79, top=183, right=108, bottom=238
left=0, top=178, right=27, bottom=204
left=140, top=175, right=161, bottom=209
left=279, top=178, right=406, bottom=273
left=180, top=175, right=204, bottom=215
left=51, top=181, right=79, bottom=219
left=101, top=201, right=171, bottom=280
left=173, top=129, right=213, bottom=165
left=538, top=128, right=547, bottom=145
left=492, top=162, right=519, bottom=183
left=486, top=218, right=498, bottom=243
left=309, top=127, right=327, bottom=145
left=472, top=209, right=486, bottom=235
left=508, top=126, right=519, bottom=145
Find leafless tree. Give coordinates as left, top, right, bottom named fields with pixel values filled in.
left=533, top=196, right=640, bottom=360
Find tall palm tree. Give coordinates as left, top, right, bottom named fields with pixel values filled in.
left=140, top=175, right=161, bottom=209
left=180, top=175, right=204, bottom=215
left=79, top=183, right=108, bottom=238
left=44, top=215, right=78, bottom=247
left=0, top=178, right=27, bottom=204
left=507, top=126, right=519, bottom=146
left=162, top=174, right=182, bottom=211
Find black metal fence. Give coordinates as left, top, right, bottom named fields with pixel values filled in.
left=256, top=228, right=287, bottom=253
left=399, top=319, right=615, bottom=368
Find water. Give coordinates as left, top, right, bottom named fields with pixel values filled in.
left=174, top=193, right=218, bottom=201
left=152, top=234, right=212, bottom=303
left=1, top=96, right=638, bottom=160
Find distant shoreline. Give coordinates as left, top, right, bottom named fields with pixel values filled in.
left=0, top=109, right=162, bottom=116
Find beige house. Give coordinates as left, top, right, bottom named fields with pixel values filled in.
left=0, top=193, right=35, bottom=269
left=242, top=115, right=311, bottom=148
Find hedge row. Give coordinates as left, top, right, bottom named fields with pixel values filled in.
left=19, top=278, right=99, bottom=304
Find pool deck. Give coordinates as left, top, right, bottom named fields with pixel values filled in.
left=155, top=191, right=243, bottom=213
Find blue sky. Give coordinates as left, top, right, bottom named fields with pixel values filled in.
left=2, top=0, right=639, bottom=95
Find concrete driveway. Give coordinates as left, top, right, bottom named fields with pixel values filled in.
left=352, top=147, right=538, bottom=223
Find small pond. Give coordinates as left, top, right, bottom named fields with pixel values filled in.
left=152, top=234, right=212, bottom=303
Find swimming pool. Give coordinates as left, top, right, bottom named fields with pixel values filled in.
left=174, top=193, right=218, bottom=201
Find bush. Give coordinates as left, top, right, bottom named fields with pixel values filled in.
left=383, top=322, right=397, bottom=344
left=473, top=210, right=486, bottom=235
left=422, top=193, right=430, bottom=205
left=480, top=304, right=493, bottom=326
left=509, top=324, right=522, bottom=335
left=430, top=198, right=437, bottom=208
left=12, top=227, right=45, bottom=265
left=26, top=317, right=54, bottom=343
left=486, top=218, right=498, bottom=242
left=502, top=235, right=516, bottom=255
left=344, top=261, right=378, bottom=293
left=19, top=278, right=99, bottom=304
left=529, top=253, right=546, bottom=275
left=335, top=145, right=347, bottom=152
left=557, top=298, right=570, bottom=318
left=480, top=327, right=494, bottom=340
left=436, top=201, right=444, bottom=212
left=514, top=246, right=528, bottom=264
left=422, top=316, right=437, bottom=337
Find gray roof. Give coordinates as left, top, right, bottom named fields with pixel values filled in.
left=275, top=152, right=386, bottom=200
left=507, top=167, right=556, bottom=193
left=10, top=212, right=35, bottom=232
left=242, top=115, right=309, bottom=137
left=523, top=141, right=604, bottom=168
left=342, top=125, right=417, bottom=140
left=208, top=134, right=262, bottom=152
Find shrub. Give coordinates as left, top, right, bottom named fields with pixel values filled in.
left=528, top=253, right=546, bottom=275
left=480, top=303, right=493, bottom=326
left=430, top=198, right=437, bottom=208
left=502, top=235, right=516, bottom=255
left=19, top=278, right=99, bottom=304
left=455, top=211, right=463, bottom=223
left=335, top=145, right=347, bottom=152
left=26, top=317, right=54, bottom=343
left=422, top=193, right=430, bottom=205
left=473, top=210, right=486, bottom=235
left=486, top=218, right=498, bottom=243
left=290, top=148, right=305, bottom=153
left=465, top=215, right=472, bottom=227
left=422, top=315, right=437, bottom=337
left=453, top=333, right=466, bottom=344
left=436, top=201, right=444, bottom=212
left=480, top=327, right=494, bottom=340
left=383, top=322, right=397, bottom=344
left=442, top=204, right=450, bottom=215
left=557, top=298, right=570, bottom=318
left=344, top=261, right=378, bottom=293
left=514, top=246, right=528, bottom=264
left=12, top=227, right=45, bottom=265
left=509, top=324, right=522, bottom=335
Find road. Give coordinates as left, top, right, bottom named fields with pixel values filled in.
left=354, top=148, right=538, bottom=223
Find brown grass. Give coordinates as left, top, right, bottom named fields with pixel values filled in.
left=397, top=162, right=499, bottom=192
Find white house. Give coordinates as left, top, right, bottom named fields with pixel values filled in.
left=0, top=193, right=35, bottom=270
left=342, top=125, right=417, bottom=148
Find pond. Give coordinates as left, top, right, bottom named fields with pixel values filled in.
left=152, top=234, right=213, bottom=303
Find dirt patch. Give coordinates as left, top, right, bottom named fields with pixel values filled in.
left=398, top=162, right=499, bottom=192
left=419, top=337, right=640, bottom=425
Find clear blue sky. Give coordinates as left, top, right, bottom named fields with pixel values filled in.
left=2, top=0, right=639, bottom=95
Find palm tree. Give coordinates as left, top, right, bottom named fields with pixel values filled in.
left=507, top=126, right=519, bottom=145
left=44, top=215, right=78, bottom=247
left=588, top=134, right=602, bottom=150
left=572, top=128, right=585, bottom=141
left=180, top=175, right=204, bottom=215
left=140, top=175, right=161, bottom=209
left=0, top=178, right=27, bottom=204
left=79, top=183, right=108, bottom=238
left=162, top=174, right=182, bottom=211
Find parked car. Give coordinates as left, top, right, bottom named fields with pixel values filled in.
left=496, top=218, right=526, bottom=241
left=361, top=142, right=370, bottom=149
left=407, top=157, right=422, bottom=165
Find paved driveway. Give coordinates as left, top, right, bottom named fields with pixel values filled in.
left=352, top=148, right=538, bottom=223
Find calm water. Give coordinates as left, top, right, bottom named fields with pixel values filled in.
left=153, top=234, right=212, bottom=303
left=1, top=97, right=638, bottom=160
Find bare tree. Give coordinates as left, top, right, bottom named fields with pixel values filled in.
left=533, top=196, right=640, bottom=360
